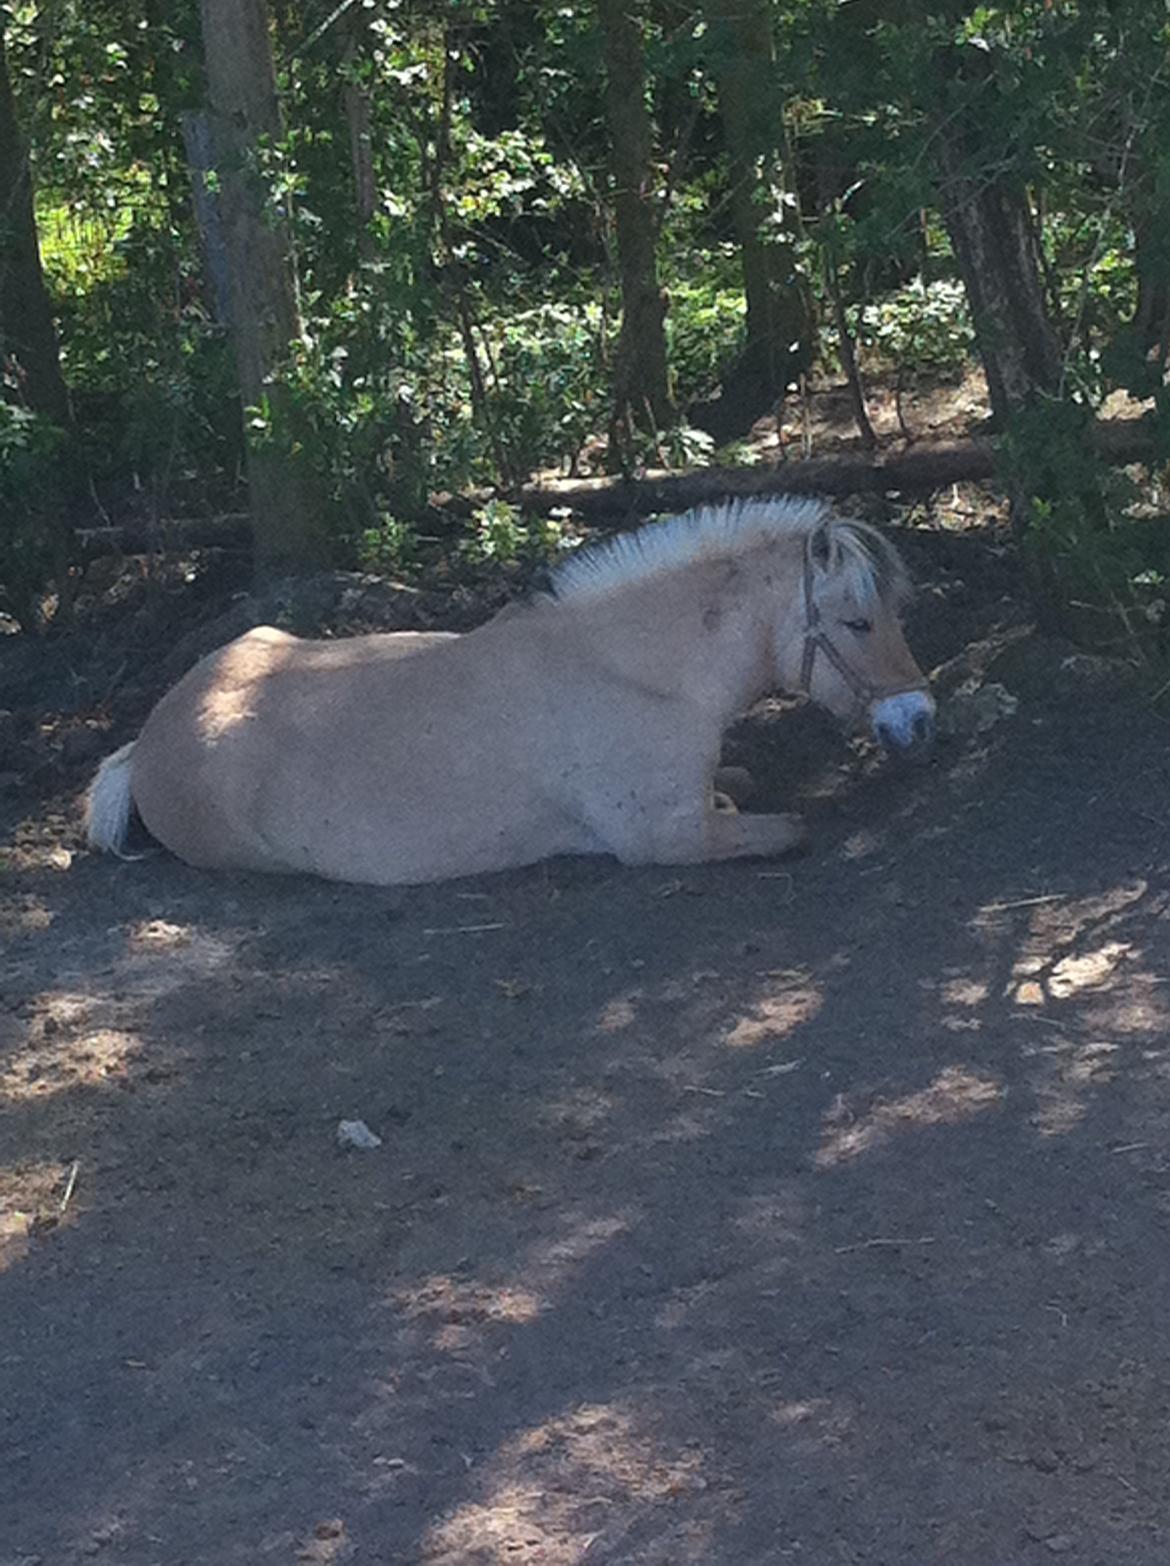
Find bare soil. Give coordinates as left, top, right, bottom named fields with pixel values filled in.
left=4, top=504, right=1170, bottom=1566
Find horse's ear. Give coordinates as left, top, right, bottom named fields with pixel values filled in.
left=808, top=519, right=835, bottom=574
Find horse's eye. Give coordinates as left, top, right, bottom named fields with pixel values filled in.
left=842, top=617, right=873, bottom=635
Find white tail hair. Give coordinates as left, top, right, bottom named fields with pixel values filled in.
left=85, top=741, right=137, bottom=856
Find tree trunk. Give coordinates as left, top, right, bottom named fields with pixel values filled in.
left=701, top=0, right=811, bottom=418
left=342, top=10, right=376, bottom=264
left=933, top=129, right=1063, bottom=423
left=932, top=101, right=1099, bottom=592
left=597, top=0, right=672, bottom=444
left=179, top=110, right=233, bottom=323
left=0, top=27, right=71, bottom=429
left=198, top=0, right=325, bottom=576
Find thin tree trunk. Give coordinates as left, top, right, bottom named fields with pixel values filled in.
left=342, top=11, right=376, bottom=264
left=825, top=243, right=877, bottom=450
left=0, top=23, right=77, bottom=623
left=597, top=0, right=672, bottom=445
left=179, top=111, right=232, bottom=323
left=0, top=27, right=71, bottom=429
left=198, top=0, right=325, bottom=576
left=1133, top=212, right=1170, bottom=363
left=932, top=106, right=1097, bottom=586
left=702, top=0, right=811, bottom=416
left=428, top=23, right=511, bottom=484
left=933, top=129, right=1063, bottom=424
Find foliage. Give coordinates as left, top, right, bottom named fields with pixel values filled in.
left=6, top=0, right=1170, bottom=649
left=860, top=278, right=975, bottom=382
left=457, top=498, right=561, bottom=564
left=0, top=402, right=68, bottom=626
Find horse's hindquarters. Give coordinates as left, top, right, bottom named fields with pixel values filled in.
left=128, top=621, right=590, bottom=886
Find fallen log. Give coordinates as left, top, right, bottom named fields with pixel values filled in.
left=75, top=512, right=253, bottom=561
left=74, top=416, right=1159, bottom=558
left=512, top=415, right=1157, bottom=519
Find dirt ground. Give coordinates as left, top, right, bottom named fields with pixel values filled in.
left=4, top=502, right=1170, bottom=1566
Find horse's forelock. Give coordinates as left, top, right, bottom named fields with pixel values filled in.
left=830, top=519, right=911, bottom=610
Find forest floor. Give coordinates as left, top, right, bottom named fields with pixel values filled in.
left=4, top=415, right=1170, bottom=1564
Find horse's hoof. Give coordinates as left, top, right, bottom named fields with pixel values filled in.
left=714, top=765, right=756, bottom=806
left=777, top=812, right=808, bottom=854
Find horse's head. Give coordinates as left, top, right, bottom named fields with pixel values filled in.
left=789, top=517, right=934, bottom=754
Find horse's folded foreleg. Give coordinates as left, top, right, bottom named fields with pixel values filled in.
left=697, top=810, right=806, bottom=862
left=617, top=808, right=806, bottom=866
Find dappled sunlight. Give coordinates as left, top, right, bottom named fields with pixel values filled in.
left=422, top=1401, right=706, bottom=1565
left=194, top=629, right=283, bottom=742
left=769, top=1395, right=857, bottom=1450
left=731, top=1187, right=807, bottom=1246
left=0, top=891, right=54, bottom=936
left=395, top=1273, right=545, bottom=1354
left=964, top=879, right=1170, bottom=1043
left=1048, top=942, right=1133, bottom=999
left=940, top=975, right=989, bottom=1008
left=841, top=828, right=884, bottom=862
left=126, top=918, right=204, bottom=952
left=597, top=994, right=638, bottom=1033
left=1, top=1018, right=141, bottom=1103
left=971, top=879, right=1148, bottom=940
left=1004, top=938, right=1168, bottom=1038
left=390, top=1210, right=636, bottom=1355
left=0, top=919, right=235, bottom=1110
left=118, top=920, right=236, bottom=998
left=917, top=883, right=1170, bottom=1146
left=1, top=987, right=144, bottom=1104
left=724, top=970, right=822, bottom=1048
left=1027, top=1038, right=1123, bottom=1137
left=0, top=1158, right=80, bottom=1271
left=816, top=1066, right=1003, bottom=1168
left=198, top=681, right=255, bottom=741
left=1009, top=940, right=1137, bottom=1007
left=524, top=1210, right=636, bottom=1292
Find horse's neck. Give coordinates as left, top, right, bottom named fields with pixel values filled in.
left=564, top=563, right=786, bottom=716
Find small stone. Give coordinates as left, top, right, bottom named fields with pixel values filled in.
left=1045, top=1535, right=1075, bottom=1555
left=337, top=1119, right=382, bottom=1150
left=1029, top=1448, right=1061, bottom=1474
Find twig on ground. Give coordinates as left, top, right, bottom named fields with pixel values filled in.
left=422, top=922, right=507, bottom=936
left=59, top=1160, right=80, bottom=1216
left=835, top=1235, right=936, bottom=1255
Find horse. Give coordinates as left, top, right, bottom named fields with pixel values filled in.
left=85, top=496, right=934, bottom=887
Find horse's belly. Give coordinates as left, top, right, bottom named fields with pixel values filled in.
left=256, top=757, right=590, bottom=885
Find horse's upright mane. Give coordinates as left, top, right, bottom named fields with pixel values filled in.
left=548, top=496, right=910, bottom=608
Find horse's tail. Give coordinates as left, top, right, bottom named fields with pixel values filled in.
left=85, top=741, right=137, bottom=856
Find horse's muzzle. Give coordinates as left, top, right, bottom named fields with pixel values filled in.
left=871, top=690, right=935, bottom=754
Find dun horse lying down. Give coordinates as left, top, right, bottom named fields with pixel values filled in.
left=86, top=497, right=934, bottom=886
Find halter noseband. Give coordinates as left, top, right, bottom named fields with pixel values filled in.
left=797, top=538, right=927, bottom=712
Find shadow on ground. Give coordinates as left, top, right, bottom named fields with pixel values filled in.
left=3, top=590, right=1170, bottom=1565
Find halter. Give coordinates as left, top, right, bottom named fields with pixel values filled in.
left=797, top=538, right=928, bottom=712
